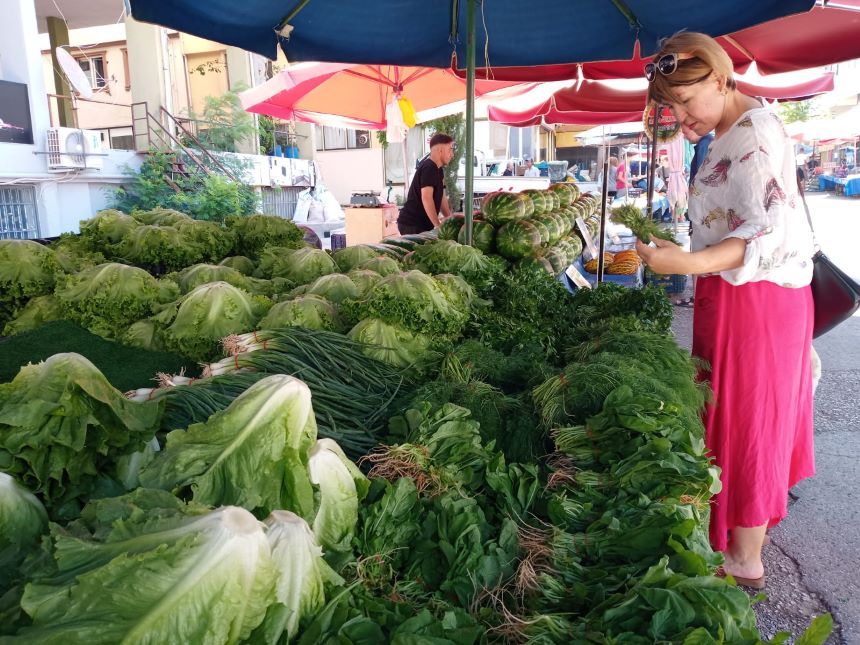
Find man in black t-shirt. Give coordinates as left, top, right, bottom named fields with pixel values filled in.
left=397, top=133, right=455, bottom=234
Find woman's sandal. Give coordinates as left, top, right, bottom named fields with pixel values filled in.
left=673, top=297, right=694, bottom=308
left=715, top=566, right=767, bottom=590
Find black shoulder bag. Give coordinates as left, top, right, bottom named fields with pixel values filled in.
left=799, top=189, right=860, bottom=338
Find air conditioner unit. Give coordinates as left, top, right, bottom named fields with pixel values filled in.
left=46, top=127, right=104, bottom=171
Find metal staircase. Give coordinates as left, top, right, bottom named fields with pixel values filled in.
left=130, top=102, right=238, bottom=192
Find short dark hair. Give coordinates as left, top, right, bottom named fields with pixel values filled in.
left=429, top=133, right=453, bottom=147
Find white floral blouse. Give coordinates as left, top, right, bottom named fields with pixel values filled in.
left=689, top=107, right=815, bottom=288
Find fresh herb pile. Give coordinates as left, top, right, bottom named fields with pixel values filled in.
left=0, top=210, right=832, bottom=644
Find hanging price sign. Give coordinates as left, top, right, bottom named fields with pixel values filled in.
left=643, top=102, right=682, bottom=142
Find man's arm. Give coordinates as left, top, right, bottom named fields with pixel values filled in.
left=420, top=186, right=441, bottom=227
left=440, top=191, right=452, bottom=218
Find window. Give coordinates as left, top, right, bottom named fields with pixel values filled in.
left=316, top=127, right=372, bottom=151
left=76, top=56, right=107, bottom=89
left=121, top=48, right=130, bottom=90
left=0, top=185, right=39, bottom=240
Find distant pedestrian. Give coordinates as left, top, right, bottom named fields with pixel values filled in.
left=523, top=158, right=540, bottom=178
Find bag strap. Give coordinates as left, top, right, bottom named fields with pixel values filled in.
left=796, top=174, right=820, bottom=252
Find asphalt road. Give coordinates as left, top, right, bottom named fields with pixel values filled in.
left=671, top=192, right=860, bottom=643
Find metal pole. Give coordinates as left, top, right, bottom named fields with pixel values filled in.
left=463, top=0, right=476, bottom=245
left=597, top=127, right=609, bottom=283
left=647, top=104, right=659, bottom=220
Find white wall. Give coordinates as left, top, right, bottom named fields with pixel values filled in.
left=314, top=148, right=386, bottom=205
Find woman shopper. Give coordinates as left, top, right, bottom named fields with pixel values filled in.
left=636, top=31, right=816, bottom=589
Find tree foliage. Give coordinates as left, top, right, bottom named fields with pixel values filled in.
left=425, top=114, right=466, bottom=211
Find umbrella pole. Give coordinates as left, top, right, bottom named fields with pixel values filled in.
left=402, top=136, right=409, bottom=204
left=463, top=0, right=476, bottom=245
left=597, top=126, right=609, bottom=284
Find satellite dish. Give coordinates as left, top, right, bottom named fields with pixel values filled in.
left=56, top=47, right=93, bottom=100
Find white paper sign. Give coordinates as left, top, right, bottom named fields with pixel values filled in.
left=576, top=217, right=599, bottom=259
left=565, top=263, right=592, bottom=290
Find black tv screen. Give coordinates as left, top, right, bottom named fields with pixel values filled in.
left=0, top=80, right=34, bottom=145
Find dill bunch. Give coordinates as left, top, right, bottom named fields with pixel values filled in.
left=610, top=203, right=679, bottom=245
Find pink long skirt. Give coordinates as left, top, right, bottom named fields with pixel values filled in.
left=692, top=276, right=815, bottom=552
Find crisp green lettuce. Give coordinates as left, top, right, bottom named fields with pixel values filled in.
left=0, top=353, right=162, bottom=518
left=346, top=269, right=382, bottom=297
left=357, top=255, right=400, bottom=276
left=307, top=439, right=362, bottom=555
left=332, top=246, right=380, bottom=272
left=54, top=262, right=161, bottom=339
left=258, top=294, right=342, bottom=333
left=116, top=224, right=202, bottom=274
left=0, top=240, right=61, bottom=325
left=268, top=247, right=338, bottom=286
left=2, top=295, right=63, bottom=336
left=79, top=209, right=140, bottom=246
left=12, top=505, right=275, bottom=645
left=219, top=255, right=256, bottom=275
left=173, top=263, right=252, bottom=294
left=131, top=207, right=192, bottom=226
left=306, top=273, right=359, bottom=304
left=140, top=374, right=317, bottom=519
left=251, top=511, right=342, bottom=644
left=0, top=473, right=48, bottom=572
left=347, top=318, right=432, bottom=368
left=226, top=214, right=304, bottom=258
left=173, top=219, right=234, bottom=263
left=157, top=281, right=271, bottom=361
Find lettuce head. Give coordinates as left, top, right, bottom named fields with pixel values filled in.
left=258, top=294, right=342, bottom=333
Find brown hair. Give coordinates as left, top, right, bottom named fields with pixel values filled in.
left=429, top=133, right=453, bottom=147
left=647, top=31, right=736, bottom=106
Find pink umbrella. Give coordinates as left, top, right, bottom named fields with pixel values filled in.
left=486, top=74, right=834, bottom=126
left=239, top=62, right=526, bottom=128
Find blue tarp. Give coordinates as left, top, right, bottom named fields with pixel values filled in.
left=129, top=1, right=814, bottom=67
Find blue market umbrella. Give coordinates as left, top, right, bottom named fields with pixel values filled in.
left=128, top=0, right=815, bottom=241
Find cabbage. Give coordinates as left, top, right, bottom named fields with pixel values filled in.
left=79, top=209, right=140, bottom=245
left=332, top=245, right=380, bottom=272
left=0, top=473, right=48, bottom=572
left=346, top=269, right=383, bottom=296
left=348, top=318, right=432, bottom=368
left=357, top=255, right=401, bottom=276
left=306, top=273, right=359, bottom=303
left=227, top=214, right=304, bottom=258
left=2, top=295, right=63, bottom=336
left=252, top=511, right=341, bottom=644
left=116, top=224, right=203, bottom=274
left=269, top=247, right=338, bottom=285
left=55, top=262, right=161, bottom=339
left=0, top=353, right=162, bottom=517
left=131, top=207, right=192, bottom=226
left=140, top=374, right=317, bottom=519
left=174, top=219, right=235, bottom=263
left=12, top=504, right=276, bottom=644
left=346, top=270, right=469, bottom=338
left=258, top=294, right=342, bottom=332
left=0, top=240, right=61, bottom=324
left=220, top=255, right=256, bottom=275
left=174, top=263, right=252, bottom=293
left=159, top=281, right=271, bottom=361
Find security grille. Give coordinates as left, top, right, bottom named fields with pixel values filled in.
left=260, top=186, right=303, bottom=219
left=0, top=185, right=39, bottom=239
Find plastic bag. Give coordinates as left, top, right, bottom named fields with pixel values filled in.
left=398, top=96, right=417, bottom=128
left=386, top=99, right=407, bottom=143
left=293, top=189, right=313, bottom=223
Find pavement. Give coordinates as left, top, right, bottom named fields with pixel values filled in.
left=669, top=192, right=860, bottom=644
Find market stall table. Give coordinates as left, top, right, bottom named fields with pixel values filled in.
left=818, top=174, right=860, bottom=196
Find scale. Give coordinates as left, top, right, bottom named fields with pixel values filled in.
left=349, top=190, right=383, bottom=207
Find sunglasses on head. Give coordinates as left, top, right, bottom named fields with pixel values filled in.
left=644, top=52, right=697, bottom=82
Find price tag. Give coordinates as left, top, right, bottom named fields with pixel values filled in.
left=576, top=217, right=599, bottom=259
left=565, top=263, right=592, bottom=290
